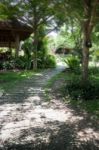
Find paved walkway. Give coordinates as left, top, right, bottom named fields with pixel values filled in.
left=0, top=65, right=99, bottom=150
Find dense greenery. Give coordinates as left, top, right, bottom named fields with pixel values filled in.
left=0, top=0, right=99, bottom=99
left=0, top=1, right=99, bottom=73
left=0, top=54, right=56, bottom=70
left=64, top=55, right=80, bottom=74
left=66, top=74, right=99, bottom=101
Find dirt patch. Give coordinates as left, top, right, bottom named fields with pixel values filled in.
left=0, top=68, right=99, bottom=150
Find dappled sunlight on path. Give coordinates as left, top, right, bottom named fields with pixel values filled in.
left=0, top=66, right=99, bottom=149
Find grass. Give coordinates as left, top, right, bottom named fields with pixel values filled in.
left=69, top=99, right=99, bottom=119
left=0, top=70, right=42, bottom=93
left=45, top=69, right=99, bottom=119
left=45, top=73, right=64, bottom=88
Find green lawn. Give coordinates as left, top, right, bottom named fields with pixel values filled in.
left=0, top=70, right=40, bottom=93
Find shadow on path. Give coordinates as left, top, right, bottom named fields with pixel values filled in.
left=0, top=66, right=99, bottom=150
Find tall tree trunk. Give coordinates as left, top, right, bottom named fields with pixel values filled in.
left=82, top=0, right=98, bottom=83
left=82, top=39, right=89, bottom=82
left=32, top=6, right=38, bottom=70
left=33, top=31, right=38, bottom=70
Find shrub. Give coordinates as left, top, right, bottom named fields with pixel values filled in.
left=64, top=55, right=80, bottom=73
left=14, top=57, right=25, bottom=69
left=37, top=50, right=56, bottom=69
left=2, top=61, right=15, bottom=70
left=15, top=56, right=32, bottom=70
left=66, top=77, right=99, bottom=100
left=37, top=51, right=46, bottom=68
left=45, top=55, right=56, bottom=68
left=89, top=67, right=99, bottom=75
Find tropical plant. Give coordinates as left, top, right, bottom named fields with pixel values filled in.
left=64, top=55, right=80, bottom=73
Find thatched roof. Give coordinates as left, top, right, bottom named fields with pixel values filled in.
left=0, top=19, right=33, bottom=47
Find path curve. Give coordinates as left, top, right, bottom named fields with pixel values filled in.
left=0, top=65, right=99, bottom=150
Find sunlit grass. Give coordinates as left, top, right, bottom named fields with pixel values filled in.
left=0, top=70, right=41, bottom=92
left=68, top=99, right=99, bottom=119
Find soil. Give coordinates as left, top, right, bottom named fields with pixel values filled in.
left=0, top=68, right=99, bottom=150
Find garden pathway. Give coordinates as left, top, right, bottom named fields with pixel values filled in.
left=0, top=63, right=99, bottom=150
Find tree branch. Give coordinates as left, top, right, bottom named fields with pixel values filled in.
left=88, top=0, right=99, bottom=34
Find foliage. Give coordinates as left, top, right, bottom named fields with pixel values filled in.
left=21, top=37, right=33, bottom=69
left=89, top=66, right=99, bottom=75
left=72, top=48, right=82, bottom=63
left=22, top=37, right=33, bottom=55
left=0, top=0, right=23, bottom=19
left=37, top=50, right=56, bottom=69
left=0, top=52, right=56, bottom=70
left=44, top=54, right=56, bottom=68
left=1, top=0, right=99, bottom=77
left=2, top=60, right=14, bottom=70
left=22, top=35, right=56, bottom=69
left=64, top=55, right=80, bottom=73
left=45, top=71, right=99, bottom=119
left=55, top=24, right=82, bottom=49
left=15, top=55, right=34, bottom=70
left=37, top=49, right=45, bottom=68
left=14, top=56, right=27, bottom=69
left=65, top=69, right=99, bottom=101
left=0, top=56, right=32, bottom=70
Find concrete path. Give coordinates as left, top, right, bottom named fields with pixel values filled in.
left=0, top=65, right=99, bottom=150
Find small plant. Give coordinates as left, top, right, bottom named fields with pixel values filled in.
left=64, top=55, right=80, bottom=73
left=89, top=66, right=99, bottom=75
left=3, top=61, right=14, bottom=70
left=66, top=76, right=99, bottom=101
left=45, top=55, right=56, bottom=68
left=37, top=50, right=56, bottom=69
left=14, top=55, right=33, bottom=70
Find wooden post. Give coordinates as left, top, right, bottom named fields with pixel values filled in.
left=9, top=41, right=12, bottom=54
left=15, top=34, right=20, bottom=58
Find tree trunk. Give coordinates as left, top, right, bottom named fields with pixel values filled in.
left=82, top=42, right=89, bottom=83
left=33, top=46, right=37, bottom=70
left=33, top=31, right=38, bottom=70
left=82, top=0, right=98, bottom=83
left=15, top=34, right=20, bottom=58
left=82, top=0, right=92, bottom=83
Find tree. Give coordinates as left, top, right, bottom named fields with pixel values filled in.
left=0, top=0, right=23, bottom=20
left=53, top=0, right=99, bottom=83
left=0, top=0, right=56, bottom=69
left=1, top=0, right=99, bottom=76
left=82, top=0, right=99, bottom=82
left=22, top=0, right=54, bottom=69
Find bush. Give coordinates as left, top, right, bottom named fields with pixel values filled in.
left=64, top=55, right=80, bottom=73
left=89, top=67, right=99, bottom=75
left=0, top=53, right=56, bottom=70
left=15, top=56, right=32, bottom=70
left=0, top=62, right=3, bottom=70
left=37, top=50, right=56, bottom=69
left=45, top=55, right=56, bottom=68
left=66, top=77, right=99, bottom=100
left=3, top=61, right=15, bottom=70
left=14, top=57, right=26, bottom=69
left=0, top=60, right=15, bottom=70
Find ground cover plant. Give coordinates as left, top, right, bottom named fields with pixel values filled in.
left=45, top=68, right=99, bottom=119
left=0, top=70, right=40, bottom=93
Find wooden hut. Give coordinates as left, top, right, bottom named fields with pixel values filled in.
left=0, top=19, right=32, bottom=56
left=55, top=47, right=72, bottom=54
